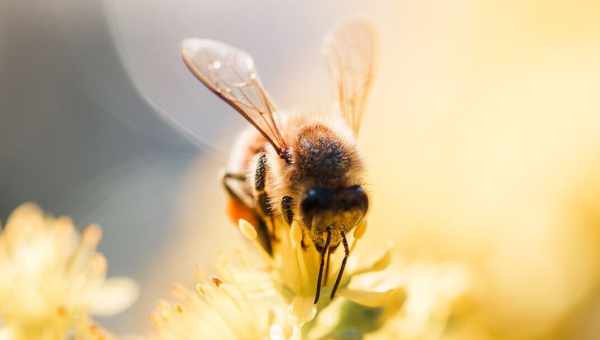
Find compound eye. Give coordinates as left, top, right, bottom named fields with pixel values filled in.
left=301, top=189, right=319, bottom=215
left=301, top=188, right=332, bottom=215
left=339, top=185, right=369, bottom=212
left=348, top=185, right=365, bottom=196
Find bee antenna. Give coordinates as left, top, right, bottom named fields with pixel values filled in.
left=330, top=230, right=349, bottom=300
left=314, top=228, right=332, bottom=304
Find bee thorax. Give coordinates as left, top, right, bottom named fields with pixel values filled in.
left=291, top=125, right=356, bottom=187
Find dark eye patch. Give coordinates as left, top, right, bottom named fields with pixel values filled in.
left=336, top=185, right=368, bottom=212
left=301, top=186, right=368, bottom=215
left=301, top=187, right=334, bottom=214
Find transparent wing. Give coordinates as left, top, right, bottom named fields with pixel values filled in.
left=324, top=18, right=378, bottom=135
left=181, top=39, right=288, bottom=157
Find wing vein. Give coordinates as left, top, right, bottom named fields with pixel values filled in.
left=181, top=39, right=289, bottom=158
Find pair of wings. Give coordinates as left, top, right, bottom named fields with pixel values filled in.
left=181, top=19, right=377, bottom=159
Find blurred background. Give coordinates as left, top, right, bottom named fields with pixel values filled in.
left=2, top=0, right=600, bottom=338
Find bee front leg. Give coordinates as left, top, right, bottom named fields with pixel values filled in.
left=222, top=172, right=248, bottom=202
left=281, top=196, right=294, bottom=225
left=222, top=172, right=253, bottom=223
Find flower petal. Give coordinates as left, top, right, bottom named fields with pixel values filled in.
left=338, top=287, right=406, bottom=308
left=239, top=219, right=258, bottom=241
left=0, top=328, right=13, bottom=340
left=288, top=296, right=317, bottom=325
left=350, top=247, right=392, bottom=277
left=353, top=220, right=367, bottom=240
left=89, top=277, right=139, bottom=316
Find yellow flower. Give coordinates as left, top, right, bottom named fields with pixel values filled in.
left=153, top=253, right=298, bottom=340
left=0, top=203, right=138, bottom=340
left=364, top=263, right=472, bottom=340
left=238, top=218, right=405, bottom=325
left=154, top=216, right=481, bottom=340
left=152, top=216, right=407, bottom=340
left=302, top=260, right=470, bottom=339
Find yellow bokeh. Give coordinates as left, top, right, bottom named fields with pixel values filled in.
left=363, top=1, right=600, bottom=338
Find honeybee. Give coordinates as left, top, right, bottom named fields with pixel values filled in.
left=180, top=18, right=377, bottom=304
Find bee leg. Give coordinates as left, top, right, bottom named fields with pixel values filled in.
left=330, top=231, right=349, bottom=300
left=224, top=172, right=246, bottom=181
left=223, top=172, right=273, bottom=255
left=281, top=196, right=294, bottom=225
left=269, top=215, right=278, bottom=242
left=256, top=218, right=273, bottom=255
left=255, top=154, right=271, bottom=215
left=255, top=153, right=278, bottom=241
left=222, top=172, right=249, bottom=203
left=257, top=193, right=277, bottom=241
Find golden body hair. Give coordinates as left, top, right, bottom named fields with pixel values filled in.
left=227, top=112, right=364, bottom=249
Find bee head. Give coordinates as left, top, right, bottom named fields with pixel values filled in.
left=300, top=185, right=368, bottom=250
